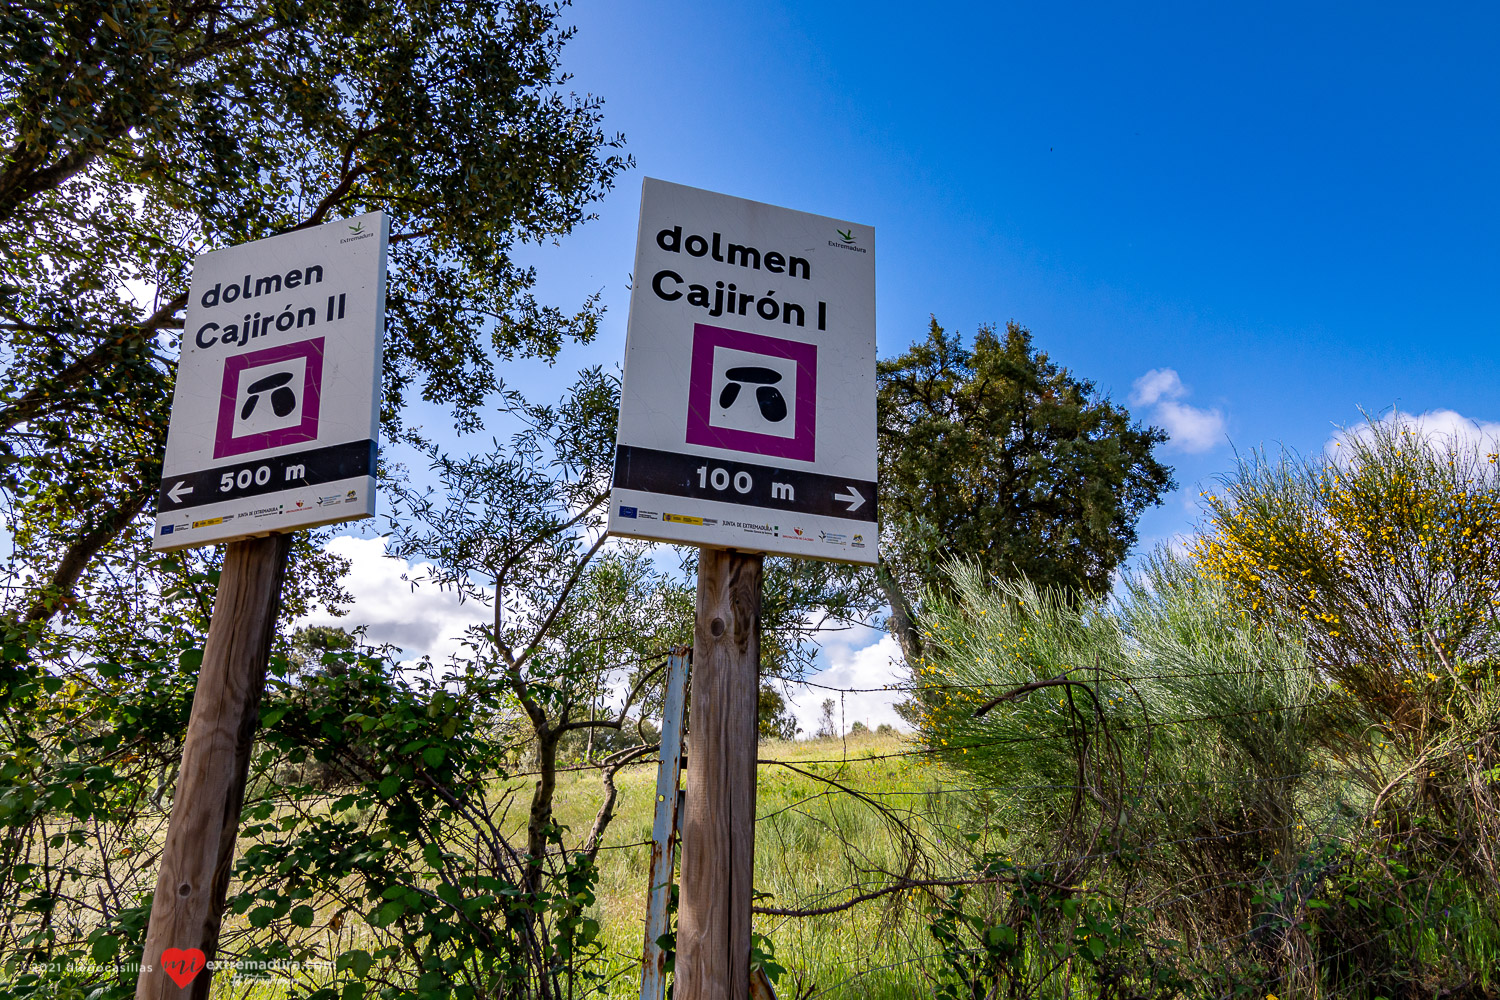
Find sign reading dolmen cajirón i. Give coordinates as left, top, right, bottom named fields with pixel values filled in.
left=608, top=179, right=877, bottom=564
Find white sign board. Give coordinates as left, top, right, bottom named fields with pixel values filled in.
left=608, top=180, right=877, bottom=564
left=153, top=213, right=388, bottom=551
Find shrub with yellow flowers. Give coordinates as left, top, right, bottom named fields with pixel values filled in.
left=1193, top=412, right=1500, bottom=893
left=1193, top=414, right=1499, bottom=729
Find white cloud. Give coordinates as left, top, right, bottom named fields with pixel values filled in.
left=1154, top=399, right=1228, bottom=453
left=1129, top=368, right=1185, bottom=408
left=298, top=537, right=920, bottom=736
left=296, top=535, right=490, bottom=668
left=1327, top=409, right=1500, bottom=460
left=1130, top=367, right=1226, bottom=454
left=780, top=627, right=908, bottom=735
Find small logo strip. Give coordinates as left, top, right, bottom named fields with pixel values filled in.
left=619, top=505, right=638, bottom=518
left=827, top=227, right=868, bottom=253
left=191, top=517, right=224, bottom=529
left=664, top=513, right=703, bottom=525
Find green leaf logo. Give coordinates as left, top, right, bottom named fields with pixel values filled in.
left=348, top=221, right=365, bottom=235
left=837, top=228, right=855, bottom=244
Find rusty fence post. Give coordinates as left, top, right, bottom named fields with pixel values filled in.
left=641, top=647, right=690, bottom=1000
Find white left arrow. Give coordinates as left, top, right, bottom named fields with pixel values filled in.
left=167, top=481, right=194, bottom=504
left=833, top=485, right=865, bottom=512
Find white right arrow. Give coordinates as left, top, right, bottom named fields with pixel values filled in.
left=167, top=481, right=194, bottom=504
left=833, top=485, right=865, bottom=512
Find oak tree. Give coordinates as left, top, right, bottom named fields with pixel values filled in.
left=877, top=319, right=1173, bottom=663
left=0, top=0, right=628, bottom=667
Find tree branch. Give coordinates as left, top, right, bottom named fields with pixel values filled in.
left=20, top=475, right=155, bottom=624
left=753, top=872, right=1088, bottom=918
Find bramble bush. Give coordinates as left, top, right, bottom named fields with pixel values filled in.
left=0, top=639, right=622, bottom=1000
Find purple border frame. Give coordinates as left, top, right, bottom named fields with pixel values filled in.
left=685, top=323, right=817, bottom=462
left=214, top=338, right=325, bottom=459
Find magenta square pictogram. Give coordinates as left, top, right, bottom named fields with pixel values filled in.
left=214, top=338, right=325, bottom=459
left=685, top=324, right=816, bottom=462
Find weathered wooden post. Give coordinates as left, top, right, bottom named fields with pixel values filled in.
left=676, top=550, right=763, bottom=1000
left=136, top=535, right=290, bottom=999
left=609, top=179, right=878, bottom=1000
left=136, top=213, right=387, bottom=996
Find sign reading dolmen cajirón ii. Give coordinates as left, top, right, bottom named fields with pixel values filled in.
left=609, top=179, right=877, bottom=564
left=153, top=213, right=388, bottom=550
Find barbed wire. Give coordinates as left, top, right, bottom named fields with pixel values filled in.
left=772, top=697, right=1324, bottom=767
left=788, top=659, right=1322, bottom=696
left=755, top=769, right=1318, bottom=823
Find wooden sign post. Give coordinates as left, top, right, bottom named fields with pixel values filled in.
left=676, top=549, right=763, bottom=1000
left=138, top=212, right=387, bottom=995
left=135, top=534, right=291, bottom=998
left=607, top=180, right=877, bottom=1000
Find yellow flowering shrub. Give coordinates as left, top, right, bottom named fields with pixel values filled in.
left=1193, top=415, right=1500, bottom=745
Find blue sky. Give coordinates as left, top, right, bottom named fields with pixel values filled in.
left=510, top=0, right=1497, bottom=548
left=328, top=2, right=1499, bottom=729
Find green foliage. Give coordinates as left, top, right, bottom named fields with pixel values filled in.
left=927, top=866, right=1193, bottom=1000
left=876, top=319, right=1173, bottom=660
left=909, top=553, right=1500, bottom=996
left=237, top=650, right=608, bottom=999
left=289, top=624, right=360, bottom=675
left=0, top=643, right=196, bottom=996
left=914, top=558, right=1315, bottom=907
left=1, top=0, right=628, bottom=683
left=1195, top=414, right=1500, bottom=762
left=1196, top=415, right=1500, bottom=682
left=815, top=697, right=837, bottom=739
left=384, top=368, right=697, bottom=895
left=0, top=639, right=617, bottom=999
left=749, top=929, right=787, bottom=987
left=758, top=683, right=801, bottom=741
left=1195, top=414, right=1500, bottom=916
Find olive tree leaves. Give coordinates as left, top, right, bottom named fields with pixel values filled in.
left=1, top=1, right=629, bottom=647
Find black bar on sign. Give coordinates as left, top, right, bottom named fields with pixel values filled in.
left=157, top=439, right=377, bottom=512
left=612, top=444, right=877, bottom=523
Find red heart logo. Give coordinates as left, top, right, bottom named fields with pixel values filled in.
left=161, top=947, right=207, bottom=988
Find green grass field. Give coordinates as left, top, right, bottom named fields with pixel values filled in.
left=527, top=730, right=949, bottom=998
left=204, top=731, right=950, bottom=999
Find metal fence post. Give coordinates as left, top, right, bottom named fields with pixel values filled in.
left=642, top=648, right=690, bottom=1000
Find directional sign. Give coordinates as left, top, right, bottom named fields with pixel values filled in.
left=153, top=213, right=388, bottom=550
left=608, top=180, right=877, bottom=564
